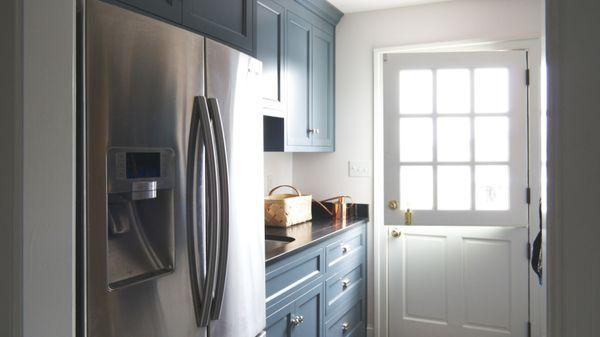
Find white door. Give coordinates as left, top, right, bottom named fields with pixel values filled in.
left=383, top=51, right=530, bottom=337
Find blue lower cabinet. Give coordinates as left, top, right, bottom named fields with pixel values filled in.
left=266, top=222, right=367, bottom=337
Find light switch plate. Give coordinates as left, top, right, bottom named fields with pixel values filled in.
left=348, top=161, right=371, bottom=177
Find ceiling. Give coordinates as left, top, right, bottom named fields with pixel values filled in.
left=327, top=0, right=454, bottom=13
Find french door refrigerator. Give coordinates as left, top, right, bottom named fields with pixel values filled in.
left=80, top=1, right=265, bottom=336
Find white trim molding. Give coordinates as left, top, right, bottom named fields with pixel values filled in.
left=373, top=38, right=543, bottom=337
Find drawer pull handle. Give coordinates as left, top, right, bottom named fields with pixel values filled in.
left=342, top=321, right=350, bottom=333
left=341, top=278, right=351, bottom=289
left=291, top=315, right=304, bottom=326
left=341, top=245, right=350, bottom=254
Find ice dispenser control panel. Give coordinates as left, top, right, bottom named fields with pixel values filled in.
left=107, top=147, right=175, bottom=198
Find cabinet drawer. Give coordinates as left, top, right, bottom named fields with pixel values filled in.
left=325, top=298, right=365, bottom=337
left=266, top=247, right=324, bottom=306
left=325, top=227, right=365, bottom=272
left=325, top=260, right=364, bottom=316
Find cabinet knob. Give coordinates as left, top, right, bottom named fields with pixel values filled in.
left=342, top=321, right=350, bottom=333
left=390, top=229, right=401, bottom=238
left=341, top=245, right=350, bottom=254
left=388, top=200, right=399, bottom=210
left=291, top=315, right=304, bottom=326
left=341, top=278, right=351, bottom=289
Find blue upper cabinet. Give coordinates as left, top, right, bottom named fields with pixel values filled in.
left=107, top=0, right=255, bottom=55
left=257, top=0, right=286, bottom=114
left=285, top=11, right=313, bottom=148
left=183, top=0, right=255, bottom=54
left=258, top=0, right=342, bottom=153
left=116, top=0, right=182, bottom=22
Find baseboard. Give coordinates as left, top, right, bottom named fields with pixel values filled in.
left=367, top=325, right=374, bottom=337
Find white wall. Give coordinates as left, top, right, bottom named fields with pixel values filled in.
left=264, top=152, right=294, bottom=195
left=20, top=0, right=77, bottom=336
left=292, top=0, right=542, bottom=333
left=546, top=0, right=600, bottom=336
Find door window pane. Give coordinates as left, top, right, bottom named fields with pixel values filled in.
left=399, top=70, right=433, bottom=114
left=475, top=165, right=509, bottom=210
left=475, top=117, right=509, bottom=162
left=400, top=118, right=433, bottom=162
left=474, top=68, right=509, bottom=113
left=437, top=69, right=471, bottom=114
left=438, top=166, right=471, bottom=210
left=400, top=166, right=433, bottom=210
left=437, top=117, right=471, bottom=162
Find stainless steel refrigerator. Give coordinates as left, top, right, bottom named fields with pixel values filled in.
left=80, top=1, right=265, bottom=336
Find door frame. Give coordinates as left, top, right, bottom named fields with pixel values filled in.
left=372, top=38, right=543, bottom=337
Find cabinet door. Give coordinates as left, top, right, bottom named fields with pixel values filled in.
left=311, top=27, right=334, bottom=149
left=117, top=0, right=182, bottom=22
left=182, top=0, right=254, bottom=53
left=292, top=283, right=324, bottom=337
left=257, top=0, right=285, bottom=113
left=267, top=302, right=294, bottom=337
left=285, top=11, right=312, bottom=148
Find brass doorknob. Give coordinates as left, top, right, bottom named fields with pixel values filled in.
left=388, top=200, right=399, bottom=210
left=390, top=229, right=401, bottom=238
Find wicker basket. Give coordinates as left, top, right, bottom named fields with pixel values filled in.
left=264, top=185, right=312, bottom=227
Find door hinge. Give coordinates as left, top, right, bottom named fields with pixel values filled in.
left=525, top=69, right=530, bottom=86
left=527, top=242, right=531, bottom=260
left=527, top=321, right=532, bottom=337
left=526, top=187, right=531, bottom=204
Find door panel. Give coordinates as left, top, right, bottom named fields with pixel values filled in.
left=285, top=11, right=311, bottom=148
left=388, top=226, right=528, bottom=337
left=183, top=0, right=254, bottom=53
left=266, top=303, right=294, bottom=337
left=292, top=283, right=324, bottom=337
left=383, top=51, right=528, bottom=226
left=257, top=0, right=285, bottom=113
left=311, top=27, right=334, bottom=148
left=86, top=1, right=205, bottom=336
left=116, top=0, right=182, bottom=23
left=205, top=39, right=266, bottom=337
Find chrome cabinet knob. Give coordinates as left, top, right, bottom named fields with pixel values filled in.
left=341, top=278, right=351, bottom=289
left=291, top=315, right=304, bottom=326
left=390, top=229, right=401, bottom=238
left=342, top=321, right=350, bottom=333
left=341, top=245, right=350, bottom=254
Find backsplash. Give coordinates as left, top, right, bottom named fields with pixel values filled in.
left=264, top=152, right=293, bottom=196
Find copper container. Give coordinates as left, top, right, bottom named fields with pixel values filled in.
left=316, top=196, right=354, bottom=221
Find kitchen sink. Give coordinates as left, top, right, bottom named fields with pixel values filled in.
left=265, top=234, right=295, bottom=251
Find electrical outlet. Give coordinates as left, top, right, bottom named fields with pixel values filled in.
left=348, top=161, right=371, bottom=177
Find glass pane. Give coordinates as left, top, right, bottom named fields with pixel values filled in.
left=474, top=68, right=509, bottom=113
left=437, top=69, right=471, bottom=114
left=438, top=166, right=471, bottom=210
left=437, top=117, right=471, bottom=162
left=400, top=118, right=433, bottom=162
left=475, top=117, right=509, bottom=162
left=400, top=166, right=433, bottom=210
left=399, top=70, right=433, bottom=114
left=475, top=165, right=509, bottom=210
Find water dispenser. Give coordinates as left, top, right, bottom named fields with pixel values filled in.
left=106, top=148, right=176, bottom=290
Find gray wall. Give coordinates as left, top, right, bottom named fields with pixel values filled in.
left=0, top=0, right=21, bottom=335
left=546, top=0, right=600, bottom=336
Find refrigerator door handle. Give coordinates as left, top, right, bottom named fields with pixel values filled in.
left=197, top=96, right=220, bottom=327
left=207, top=98, right=230, bottom=320
left=186, top=97, right=204, bottom=326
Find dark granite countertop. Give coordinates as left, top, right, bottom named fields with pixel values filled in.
left=265, top=216, right=368, bottom=265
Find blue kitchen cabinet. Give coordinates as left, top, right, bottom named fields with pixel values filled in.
left=265, top=222, right=367, bottom=337
left=105, top=0, right=255, bottom=55
left=257, top=0, right=286, bottom=114
left=258, top=0, right=342, bottom=152
left=115, top=0, right=182, bottom=22
left=183, top=0, right=255, bottom=54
